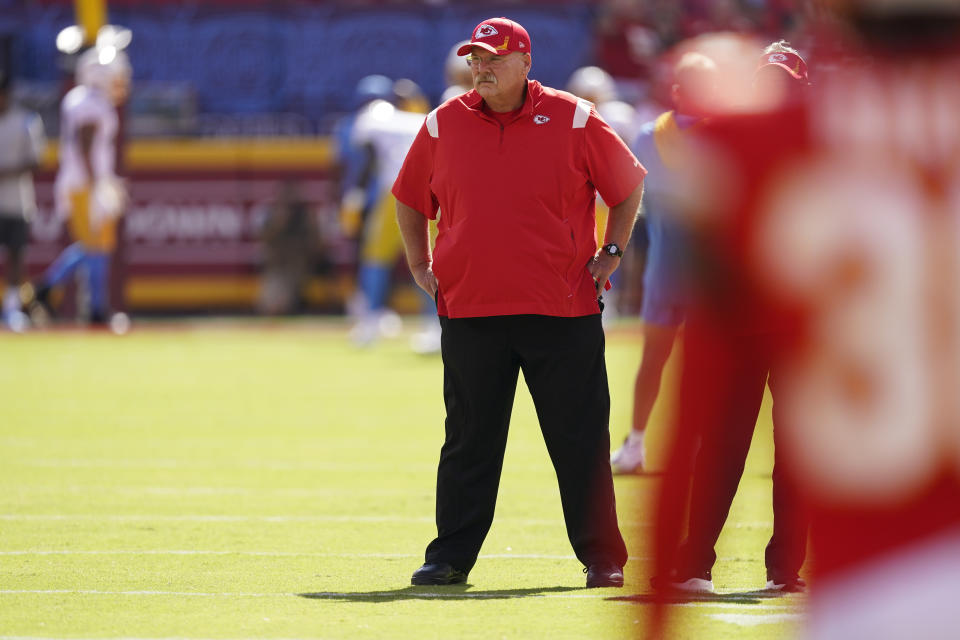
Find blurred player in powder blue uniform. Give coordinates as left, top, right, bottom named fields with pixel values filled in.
left=335, top=75, right=393, bottom=245
left=335, top=75, right=397, bottom=341
left=610, top=51, right=718, bottom=474
left=31, top=44, right=130, bottom=329
left=338, top=76, right=434, bottom=348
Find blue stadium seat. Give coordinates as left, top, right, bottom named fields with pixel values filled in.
left=8, top=2, right=596, bottom=134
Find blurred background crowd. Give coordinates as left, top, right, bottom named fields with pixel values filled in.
left=7, top=1, right=809, bottom=135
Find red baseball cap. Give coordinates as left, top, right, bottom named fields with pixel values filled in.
left=757, top=51, right=808, bottom=82
left=456, top=17, right=531, bottom=57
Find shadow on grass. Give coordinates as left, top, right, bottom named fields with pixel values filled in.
left=610, top=589, right=797, bottom=605
left=298, top=585, right=584, bottom=602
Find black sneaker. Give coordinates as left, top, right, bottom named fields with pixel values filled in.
left=585, top=563, right=624, bottom=588
left=25, top=283, right=53, bottom=326
left=411, top=562, right=468, bottom=586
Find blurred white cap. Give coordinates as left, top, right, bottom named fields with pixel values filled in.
left=566, top=66, right=617, bottom=105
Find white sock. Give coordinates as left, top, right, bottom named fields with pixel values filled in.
left=626, top=430, right=645, bottom=447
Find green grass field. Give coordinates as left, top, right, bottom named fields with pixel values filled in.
left=0, top=318, right=803, bottom=639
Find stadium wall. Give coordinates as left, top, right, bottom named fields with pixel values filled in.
left=29, top=139, right=351, bottom=312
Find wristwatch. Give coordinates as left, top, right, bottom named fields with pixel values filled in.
left=601, top=243, right=624, bottom=258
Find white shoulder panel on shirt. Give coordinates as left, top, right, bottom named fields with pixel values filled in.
left=573, top=98, right=592, bottom=129
left=426, top=108, right=439, bottom=138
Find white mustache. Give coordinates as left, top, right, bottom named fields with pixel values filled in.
left=476, top=74, right=497, bottom=85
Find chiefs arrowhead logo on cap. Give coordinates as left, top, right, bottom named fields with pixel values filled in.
left=757, top=49, right=809, bottom=82
left=458, top=18, right=532, bottom=57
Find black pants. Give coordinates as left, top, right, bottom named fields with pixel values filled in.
left=424, top=314, right=628, bottom=573
left=679, top=327, right=809, bottom=580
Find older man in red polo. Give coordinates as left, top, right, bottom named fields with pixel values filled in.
left=394, top=17, right=645, bottom=588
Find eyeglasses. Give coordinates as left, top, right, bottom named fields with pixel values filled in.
left=465, top=54, right=513, bottom=69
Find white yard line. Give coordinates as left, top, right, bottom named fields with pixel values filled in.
left=0, top=550, right=577, bottom=559
left=7, top=485, right=435, bottom=497
left=0, top=589, right=609, bottom=599
left=0, top=550, right=766, bottom=564
left=12, top=459, right=441, bottom=472
left=708, top=612, right=804, bottom=626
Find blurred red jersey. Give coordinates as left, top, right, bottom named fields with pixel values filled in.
left=685, top=55, right=960, bottom=582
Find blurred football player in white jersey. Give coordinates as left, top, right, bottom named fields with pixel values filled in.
left=31, top=44, right=130, bottom=327
left=347, top=79, right=431, bottom=348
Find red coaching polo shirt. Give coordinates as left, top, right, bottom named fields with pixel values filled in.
left=392, top=79, right=646, bottom=318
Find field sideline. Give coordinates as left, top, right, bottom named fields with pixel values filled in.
left=0, top=317, right=802, bottom=639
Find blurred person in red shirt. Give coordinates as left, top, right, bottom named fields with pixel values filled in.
left=647, top=1, right=960, bottom=637
left=649, top=39, right=812, bottom=599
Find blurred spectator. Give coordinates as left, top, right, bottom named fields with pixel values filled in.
left=0, top=66, right=46, bottom=332
left=683, top=0, right=758, bottom=37
left=610, top=51, right=718, bottom=475
left=29, top=45, right=130, bottom=329
left=593, top=0, right=670, bottom=102
left=257, top=180, right=320, bottom=315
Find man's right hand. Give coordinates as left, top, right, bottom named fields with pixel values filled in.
left=396, top=201, right=437, bottom=298
left=411, top=262, right=439, bottom=298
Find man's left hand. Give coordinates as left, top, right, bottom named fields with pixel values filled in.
left=587, top=252, right=620, bottom=295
